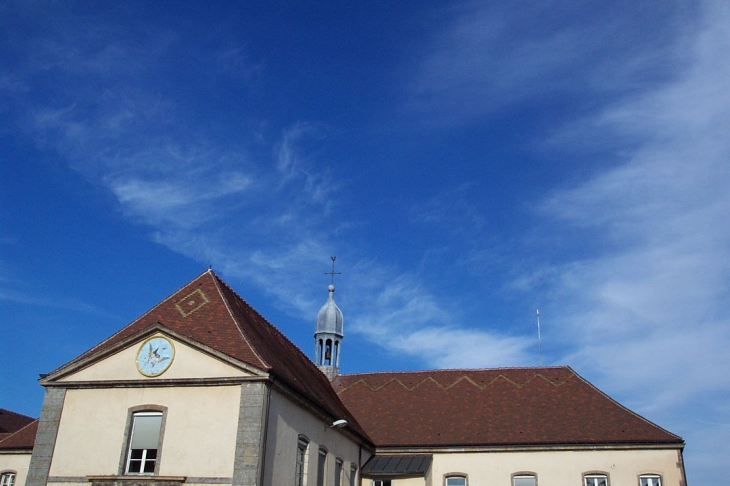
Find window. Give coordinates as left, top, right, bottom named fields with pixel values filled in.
left=125, top=411, right=163, bottom=474
left=317, top=448, right=327, bottom=486
left=446, top=476, right=467, bottom=486
left=640, top=475, right=662, bottom=486
left=372, top=481, right=391, bottom=486
left=1, top=472, right=16, bottom=486
left=585, top=475, right=608, bottom=486
left=334, top=458, right=343, bottom=486
left=513, top=475, right=536, bottom=486
left=349, top=465, right=357, bottom=486
left=295, top=437, right=309, bottom=486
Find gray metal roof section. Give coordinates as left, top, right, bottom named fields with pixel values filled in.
left=361, top=454, right=433, bottom=476
left=315, top=284, right=343, bottom=336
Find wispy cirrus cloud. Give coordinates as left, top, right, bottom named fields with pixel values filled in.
left=0, top=289, right=120, bottom=321
left=520, top=1, right=730, bottom=475
left=407, top=1, right=694, bottom=126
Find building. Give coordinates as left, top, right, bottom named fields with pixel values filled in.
left=0, top=409, right=38, bottom=486
left=2, top=270, right=686, bottom=486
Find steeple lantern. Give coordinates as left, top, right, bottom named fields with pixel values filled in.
left=315, top=257, right=344, bottom=380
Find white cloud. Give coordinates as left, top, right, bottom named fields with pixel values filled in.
left=394, top=327, right=533, bottom=369
left=0, top=289, right=119, bottom=320
left=407, top=2, right=691, bottom=126
left=526, top=2, right=730, bottom=479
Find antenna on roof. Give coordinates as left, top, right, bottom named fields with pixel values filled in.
left=325, top=256, right=341, bottom=285
left=537, top=309, right=542, bottom=367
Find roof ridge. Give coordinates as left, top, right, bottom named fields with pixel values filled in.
left=209, top=272, right=270, bottom=370
left=0, top=419, right=39, bottom=449
left=46, top=269, right=214, bottom=376
left=0, top=418, right=38, bottom=444
left=210, top=272, right=312, bottom=368
left=568, top=367, right=684, bottom=442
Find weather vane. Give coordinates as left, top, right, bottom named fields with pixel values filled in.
left=325, top=256, right=341, bottom=285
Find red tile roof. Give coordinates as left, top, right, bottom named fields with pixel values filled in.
left=332, top=367, right=683, bottom=448
left=0, top=409, right=35, bottom=435
left=49, top=270, right=370, bottom=443
left=0, top=419, right=38, bottom=450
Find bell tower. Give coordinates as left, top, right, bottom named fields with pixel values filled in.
left=315, top=257, right=343, bottom=380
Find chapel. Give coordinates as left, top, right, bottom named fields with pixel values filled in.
left=0, top=269, right=686, bottom=486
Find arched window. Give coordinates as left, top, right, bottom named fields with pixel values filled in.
left=584, top=473, right=608, bottom=486
left=639, top=475, right=662, bottom=486
left=512, top=473, right=537, bottom=486
left=125, top=411, right=163, bottom=474
left=121, top=406, right=167, bottom=476
left=317, top=447, right=328, bottom=486
left=334, top=458, right=343, bottom=486
left=1, top=471, right=16, bottom=486
left=349, top=465, right=357, bottom=486
left=445, top=474, right=467, bottom=486
left=295, top=436, right=310, bottom=486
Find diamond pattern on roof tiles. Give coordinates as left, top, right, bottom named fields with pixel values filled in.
left=175, top=289, right=210, bottom=317
left=47, top=270, right=371, bottom=444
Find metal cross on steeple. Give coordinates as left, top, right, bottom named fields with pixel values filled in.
left=325, top=256, right=341, bottom=285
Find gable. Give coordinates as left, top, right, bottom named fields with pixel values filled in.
left=38, top=270, right=371, bottom=444
left=57, top=333, right=255, bottom=382
left=50, top=271, right=271, bottom=376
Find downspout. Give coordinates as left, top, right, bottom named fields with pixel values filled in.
left=358, top=443, right=362, bottom=486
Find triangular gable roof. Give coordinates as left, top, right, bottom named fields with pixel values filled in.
left=333, top=366, right=683, bottom=448
left=45, top=270, right=370, bottom=443
left=0, top=419, right=38, bottom=450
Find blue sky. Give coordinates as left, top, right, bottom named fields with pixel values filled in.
left=1, top=1, right=728, bottom=482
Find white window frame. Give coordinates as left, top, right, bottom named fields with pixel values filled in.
left=512, top=474, right=537, bottom=486
left=639, top=475, right=662, bottom=486
left=295, top=436, right=310, bottom=486
left=1, top=472, right=16, bottom=486
left=445, top=475, right=467, bottom=486
left=584, top=474, right=608, bottom=486
left=125, top=411, right=163, bottom=475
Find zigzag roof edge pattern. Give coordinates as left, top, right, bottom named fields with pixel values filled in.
left=336, top=369, right=575, bottom=393
left=334, top=367, right=683, bottom=447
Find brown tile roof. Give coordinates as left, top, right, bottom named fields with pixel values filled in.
left=48, top=270, right=370, bottom=443
left=0, top=419, right=38, bottom=450
left=0, top=409, right=35, bottom=435
left=332, top=367, right=683, bottom=448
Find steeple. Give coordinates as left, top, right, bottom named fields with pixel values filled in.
left=315, top=257, right=343, bottom=380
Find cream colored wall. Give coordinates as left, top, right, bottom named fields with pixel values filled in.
left=0, top=451, right=32, bottom=486
left=49, top=385, right=241, bottom=478
left=426, top=448, right=682, bottom=486
left=262, top=388, right=367, bottom=486
left=387, top=477, right=425, bottom=486
left=58, top=336, right=250, bottom=382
